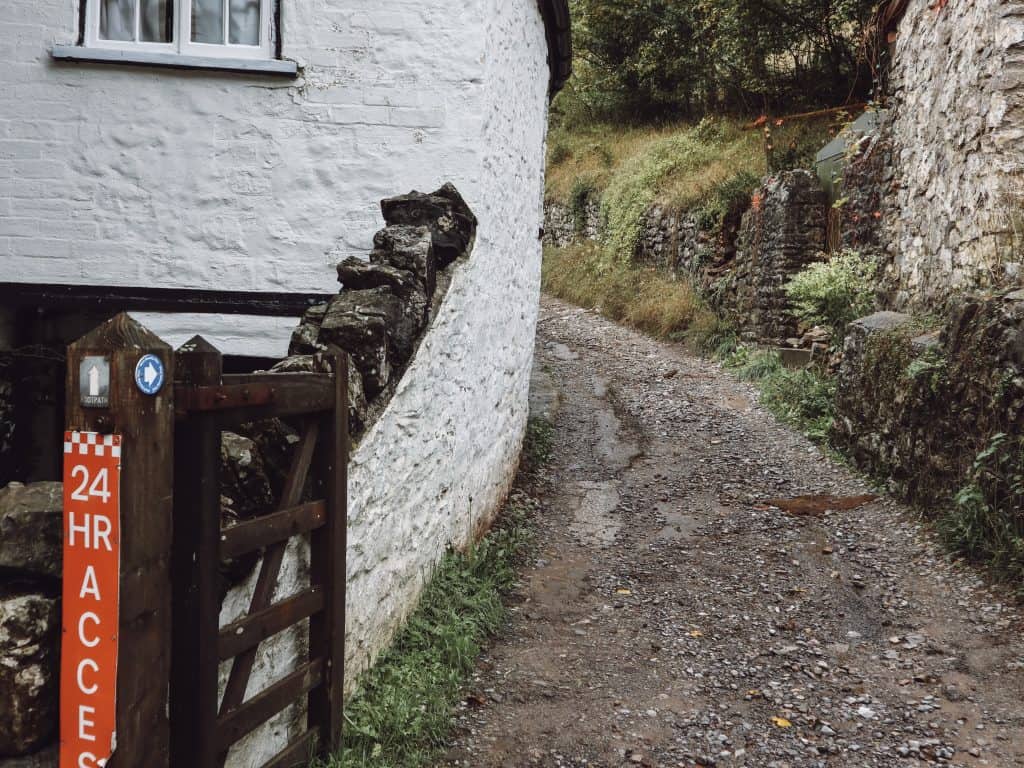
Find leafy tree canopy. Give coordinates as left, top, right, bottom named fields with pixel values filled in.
left=557, top=0, right=879, bottom=125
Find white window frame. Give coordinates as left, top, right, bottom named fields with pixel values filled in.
left=83, top=0, right=275, bottom=61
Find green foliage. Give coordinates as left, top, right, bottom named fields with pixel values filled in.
left=548, top=141, right=572, bottom=166
left=315, top=488, right=544, bottom=766
left=785, top=249, right=877, bottom=336
left=724, top=348, right=837, bottom=442
left=555, top=0, right=876, bottom=126
left=695, top=170, right=759, bottom=231
left=568, top=176, right=598, bottom=234
left=941, top=433, right=1024, bottom=591
left=521, top=417, right=554, bottom=472
left=905, top=347, right=948, bottom=393
left=687, top=311, right=739, bottom=357
left=599, top=131, right=725, bottom=260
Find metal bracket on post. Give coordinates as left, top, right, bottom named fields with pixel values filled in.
left=63, top=313, right=174, bottom=768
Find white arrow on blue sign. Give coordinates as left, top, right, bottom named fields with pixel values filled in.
left=134, top=354, right=165, bottom=396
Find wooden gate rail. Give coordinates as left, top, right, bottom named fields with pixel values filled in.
left=170, top=337, right=348, bottom=768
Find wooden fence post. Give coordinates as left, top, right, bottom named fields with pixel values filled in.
left=309, top=347, right=348, bottom=754
left=65, top=313, right=174, bottom=768
left=170, top=336, right=223, bottom=768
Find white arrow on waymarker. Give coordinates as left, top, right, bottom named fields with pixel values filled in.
left=88, top=365, right=100, bottom=397
left=143, top=363, right=159, bottom=387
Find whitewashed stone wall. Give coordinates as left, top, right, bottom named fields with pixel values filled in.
left=223, top=3, right=548, bottom=766
left=1, top=0, right=550, bottom=764
left=0, top=0, right=548, bottom=357
left=886, top=0, right=1024, bottom=305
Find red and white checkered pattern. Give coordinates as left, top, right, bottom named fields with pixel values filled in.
left=64, top=431, right=122, bottom=458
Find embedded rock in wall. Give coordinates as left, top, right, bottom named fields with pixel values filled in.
left=0, top=483, right=62, bottom=580
left=380, top=183, right=478, bottom=268
left=834, top=293, right=1024, bottom=507
left=292, top=184, right=476, bottom=429
left=714, top=170, right=828, bottom=342
left=0, top=586, right=58, bottom=758
left=371, top=225, right=437, bottom=298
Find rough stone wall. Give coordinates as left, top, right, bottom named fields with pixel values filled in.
left=836, top=129, right=894, bottom=266
left=0, top=0, right=546, bottom=358
left=713, top=171, right=828, bottom=342
left=542, top=199, right=600, bottom=247
left=884, top=0, right=1024, bottom=306
left=834, top=293, right=1024, bottom=507
left=635, top=206, right=720, bottom=278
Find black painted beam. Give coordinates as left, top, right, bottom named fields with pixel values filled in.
left=0, top=283, right=332, bottom=318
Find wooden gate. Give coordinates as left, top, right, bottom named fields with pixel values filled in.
left=169, top=337, right=349, bottom=768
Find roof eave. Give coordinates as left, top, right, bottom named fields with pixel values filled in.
left=538, top=0, right=572, bottom=97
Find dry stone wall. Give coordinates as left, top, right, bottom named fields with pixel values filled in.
left=834, top=292, right=1024, bottom=508
left=543, top=171, right=828, bottom=344
left=712, top=171, right=829, bottom=342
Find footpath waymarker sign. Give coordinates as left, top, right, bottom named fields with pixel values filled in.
left=60, top=431, right=121, bottom=768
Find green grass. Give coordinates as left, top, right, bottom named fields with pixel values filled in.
left=724, top=347, right=837, bottom=443
left=940, top=433, right=1024, bottom=593
left=542, top=243, right=720, bottom=344
left=313, top=423, right=550, bottom=768
left=521, top=417, right=554, bottom=473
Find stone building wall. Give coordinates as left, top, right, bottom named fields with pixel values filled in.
left=884, top=0, right=1024, bottom=307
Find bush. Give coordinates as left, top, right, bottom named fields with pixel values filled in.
left=785, top=249, right=877, bottom=336
left=942, top=433, right=1024, bottom=590
left=568, top=176, right=598, bottom=234
left=548, top=141, right=572, bottom=166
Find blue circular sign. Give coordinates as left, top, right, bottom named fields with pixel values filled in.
left=135, top=354, right=165, bottom=396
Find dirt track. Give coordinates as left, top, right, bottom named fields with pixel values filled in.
left=441, top=297, right=1024, bottom=768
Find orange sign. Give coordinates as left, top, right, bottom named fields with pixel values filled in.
left=60, top=432, right=121, bottom=768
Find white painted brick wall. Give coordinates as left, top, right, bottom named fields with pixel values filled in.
left=0, top=0, right=549, bottom=357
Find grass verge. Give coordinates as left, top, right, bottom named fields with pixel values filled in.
left=542, top=243, right=723, bottom=344
left=723, top=347, right=837, bottom=443
left=313, top=422, right=549, bottom=768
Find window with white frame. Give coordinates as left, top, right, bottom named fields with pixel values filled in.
left=84, top=0, right=275, bottom=60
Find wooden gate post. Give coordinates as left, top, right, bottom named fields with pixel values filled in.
left=170, top=336, right=223, bottom=768
left=65, top=313, right=174, bottom=768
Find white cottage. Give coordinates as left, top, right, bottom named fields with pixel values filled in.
left=0, top=3, right=570, bottom=766
left=0, top=0, right=570, bottom=357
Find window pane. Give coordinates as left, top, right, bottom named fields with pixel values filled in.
left=100, top=0, right=135, bottom=41
left=192, top=0, right=224, bottom=43
left=140, top=0, right=172, bottom=42
left=229, top=0, right=260, bottom=45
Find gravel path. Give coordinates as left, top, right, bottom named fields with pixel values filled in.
left=442, top=297, right=1024, bottom=768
